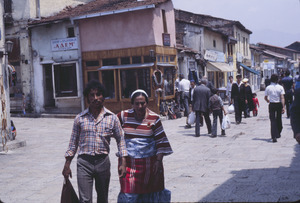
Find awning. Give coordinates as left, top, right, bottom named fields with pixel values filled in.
left=240, top=63, right=260, bottom=75
left=99, top=63, right=154, bottom=70
left=206, top=61, right=233, bottom=72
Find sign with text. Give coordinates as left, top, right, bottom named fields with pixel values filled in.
left=162, top=33, right=170, bottom=46
left=51, top=37, right=78, bottom=51
left=204, top=50, right=225, bottom=62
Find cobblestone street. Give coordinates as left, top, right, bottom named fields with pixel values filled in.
left=0, top=91, right=299, bottom=202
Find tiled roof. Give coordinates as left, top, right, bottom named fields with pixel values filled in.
left=29, top=0, right=169, bottom=25
left=263, top=50, right=290, bottom=60
left=174, top=9, right=252, bottom=35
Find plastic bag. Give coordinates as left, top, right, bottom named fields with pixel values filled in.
left=187, top=111, right=196, bottom=125
left=227, top=104, right=235, bottom=114
left=222, top=115, right=231, bottom=130
left=61, top=178, right=79, bottom=203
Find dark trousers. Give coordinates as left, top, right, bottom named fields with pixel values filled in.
left=182, top=92, right=190, bottom=117
left=269, top=103, right=283, bottom=140
left=212, top=109, right=224, bottom=136
left=195, top=111, right=211, bottom=136
left=284, top=91, right=293, bottom=118
left=77, top=154, right=110, bottom=203
left=233, top=98, right=242, bottom=123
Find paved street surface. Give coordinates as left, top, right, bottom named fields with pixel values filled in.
left=0, top=91, right=299, bottom=202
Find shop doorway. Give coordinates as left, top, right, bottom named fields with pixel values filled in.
left=43, top=64, right=55, bottom=107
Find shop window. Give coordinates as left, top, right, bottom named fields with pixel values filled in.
left=213, top=40, right=216, bottom=48
left=87, top=71, right=99, bottom=81
left=165, top=56, right=169, bottom=62
left=144, top=56, right=153, bottom=63
left=54, top=63, right=78, bottom=97
left=163, top=67, right=175, bottom=96
left=86, top=61, right=99, bottom=67
left=102, top=70, right=115, bottom=99
left=121, top=57, right=130, bottom=65
left=132, top=56, right=141, bottom=64
left=208, top=72, right=215, bottom=87
left=4, top=0, right=12, bottom=13
left=121, top=68, right=151, bottom=98
left=103, top=58, right=118, bottom=66
left=218, top=72, right=225, bottom=88
left=170, top=55, right=175, bottom=62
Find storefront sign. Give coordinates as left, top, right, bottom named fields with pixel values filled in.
left=236, top=52, right=242, bottom=62
left=51, top=37, right=78, bottom=51
left=204, top=50, right=225, bottom=62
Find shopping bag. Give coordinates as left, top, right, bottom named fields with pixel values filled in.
left=61, top=178, right=79, bottom=203
left=227, top=104, right=235, bottom=114
left=187, top=111, right=196, bottom=125
left=222, top=115, right=231, bottom=130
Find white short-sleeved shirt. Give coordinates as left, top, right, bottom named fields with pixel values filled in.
left=179, top=79, right=190, bottom=93
left=265, top=82, right=285, bottom=103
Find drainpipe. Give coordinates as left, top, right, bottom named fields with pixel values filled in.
left=36, top=0, right=41, bottom=19
left=72, top=20, right=85, bottom=112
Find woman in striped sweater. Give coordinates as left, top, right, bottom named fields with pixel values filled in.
left=117, top=89, right=173, bottom=202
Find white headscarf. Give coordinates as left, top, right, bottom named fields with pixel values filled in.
left=131, top=89, right=149, bottom=98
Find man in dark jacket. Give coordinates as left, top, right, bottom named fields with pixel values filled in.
left=231, top=74, right=245, bottom=124
left=281, top=70, right=293, bottom=118
left=192, top=79, right=212, bottom=137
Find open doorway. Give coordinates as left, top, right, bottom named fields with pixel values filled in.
left=43, top=64, right=55, bottom=107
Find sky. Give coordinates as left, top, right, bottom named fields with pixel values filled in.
left=172, top=0, right=300, bottom=48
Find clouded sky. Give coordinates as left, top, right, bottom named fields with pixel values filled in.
left=172, top=0, right=300, bottom=48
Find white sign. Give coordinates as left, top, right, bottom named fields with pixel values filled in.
left=51, top=37, right=78, bottom=51
left=236, top=52, right=243, bottom=62
left=204, top=50, right=225, bottom=62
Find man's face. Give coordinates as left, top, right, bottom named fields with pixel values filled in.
left=237, top=76, right=241, bottom=83
left=133, top=95, right=147, bottom=117
left=229, top=77, right=233, bottom=83
left=88, top=88, right=104, bottom=109
left=191, top=81, right=195, bottom=88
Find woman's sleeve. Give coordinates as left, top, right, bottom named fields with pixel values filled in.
left=153, top=117, right=173, bottom=156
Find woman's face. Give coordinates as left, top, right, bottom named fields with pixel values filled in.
left=133, top=95, right=147, bottom=117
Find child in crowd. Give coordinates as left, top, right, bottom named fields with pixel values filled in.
left=252, top=93, right=260, bottom=116
left=209, top=88, right=227, bottom=137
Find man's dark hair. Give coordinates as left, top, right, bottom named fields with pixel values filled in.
left=270, top=74, right=278, bottom=83
left=179, top=74, right=184, bottom=80
left=131, top=91, right=148, bottom=104
left=83, top=80, right=106, bottom=98
left=229, top=76, right=233, bottom=79
left=211, top=88, right=218, bottom=94
left=285, top=69, right=290, bottom=76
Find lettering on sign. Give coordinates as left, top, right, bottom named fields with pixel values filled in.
left=51, top=37, right=78, bottom=51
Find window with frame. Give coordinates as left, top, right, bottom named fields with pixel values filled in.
left=67, top=27, right=75, bottom=38
left=120, top=68, right=151, bottom=98
left=163, top=67, right=175, bottom=96
left=213, top=40, right=216, bottom=48
left=4, top=0, right=12, bottom=13
left=54, top=63, right=78, bottom=97
left=218, top=72, right=225, bottom=88
left=102, top=70, right=115, bottom=99
left=87, top=71, right=99, bottom=81
left=208, top=72, right=215, bottom=87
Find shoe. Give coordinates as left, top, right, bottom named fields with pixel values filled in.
left=221, top=130, right=226, bottom=136
left=210, top=135, right=217, bottom=138
left=208, top=131, right=212, bottom=134
left=236, top=121, right=240, bottom=125
left=195, top=134, right=200, bottom=137
left=272, top=139, right=277, bottom=143
left=185, top=124, right=192, bottom=128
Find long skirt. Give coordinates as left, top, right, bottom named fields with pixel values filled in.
left=118, top=156, right=171, bottom=202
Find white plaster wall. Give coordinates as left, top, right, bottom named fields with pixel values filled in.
left=203, top=29, right=225, bottom=53
left=31, top=22, right=81, bottom=113
left=183, top=24, right=203, bottom=52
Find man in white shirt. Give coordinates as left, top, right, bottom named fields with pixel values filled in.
left=264, top=74, right=285, bottom=143
left=179, top=74, right=191, bottom=117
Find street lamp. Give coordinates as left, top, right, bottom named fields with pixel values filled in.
left=0, top=41, right=14, bottom=58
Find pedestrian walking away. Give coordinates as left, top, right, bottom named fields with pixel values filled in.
left=264, top=74, right=285, bottom=143
left=62, top=80, right=128, bottom=203
left=193, top=79, right=212, bottom=137
left=117, top=89, right=173, bottom=202
left=281, top=70, right=294, bottom=118
left=230, top=74, right=245, bottom=124
left=178, top=74, right=190, bottom=117
left=209, top=88, right=227, bottom=138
